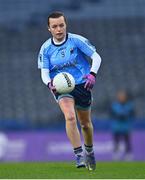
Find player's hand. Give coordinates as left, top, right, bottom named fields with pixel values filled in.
left=84, top=73, right=96, bottom=91
left=47, top=80, right=57, bottom=94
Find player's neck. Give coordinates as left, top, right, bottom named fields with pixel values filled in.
left=53, top=35, right=66, bottom=45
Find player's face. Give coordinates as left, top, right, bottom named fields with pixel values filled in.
left=48, top=16, right=66, bottom=42
left=117, top=91, right=127, bottom=103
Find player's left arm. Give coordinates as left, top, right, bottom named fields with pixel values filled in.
left=84, top=52, right=101, bottom=90
left=90, top=51, right=101, bottom=76
left=73, top=35, right=102, bottom=75
left=74, top=35, right=102, bottom=90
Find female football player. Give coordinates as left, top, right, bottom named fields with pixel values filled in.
left=38, top=11, right=101, bottom=170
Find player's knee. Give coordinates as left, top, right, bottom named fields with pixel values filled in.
left=65, top=113, right=76, bottom=123
left=81, top=121, right=92, bottom=130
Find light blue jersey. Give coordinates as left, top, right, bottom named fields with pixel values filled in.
left=38, top=33, right=96, bottom=84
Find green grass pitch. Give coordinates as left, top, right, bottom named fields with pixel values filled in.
left=0, top=162, right=145, bottom=179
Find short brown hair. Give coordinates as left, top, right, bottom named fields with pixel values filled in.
left=47, top=11, right=67, bottom=26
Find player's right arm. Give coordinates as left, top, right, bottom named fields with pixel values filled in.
left=38, top=43, right=56, bottom=92
left=41, top=69, right=51, bottom=85
left=38, top=43, right=51, bottom=85
left=41, top=69, right=56, bottom=93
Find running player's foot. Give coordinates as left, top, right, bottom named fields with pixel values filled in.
left=75, top=155, right=86, bottom=168
left=85, top=152, right=96, bottom=171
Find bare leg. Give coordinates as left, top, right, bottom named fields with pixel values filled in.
left=76, top=108, right=93, bottom=146
left=59, top=97, right=81, bottom=148
left=76, top=108, right=96, bottom=170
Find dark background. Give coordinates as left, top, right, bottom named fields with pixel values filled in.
left=0, top=0, right=145, bottom=131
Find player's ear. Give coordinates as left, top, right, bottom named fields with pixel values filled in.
left=47, top=26, right=50, bottom=32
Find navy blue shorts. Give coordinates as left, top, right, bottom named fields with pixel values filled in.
left=54, top=83, right=92, bottom=110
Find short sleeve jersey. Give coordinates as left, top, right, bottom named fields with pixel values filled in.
left=38, top=33, right=96, bottom=84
